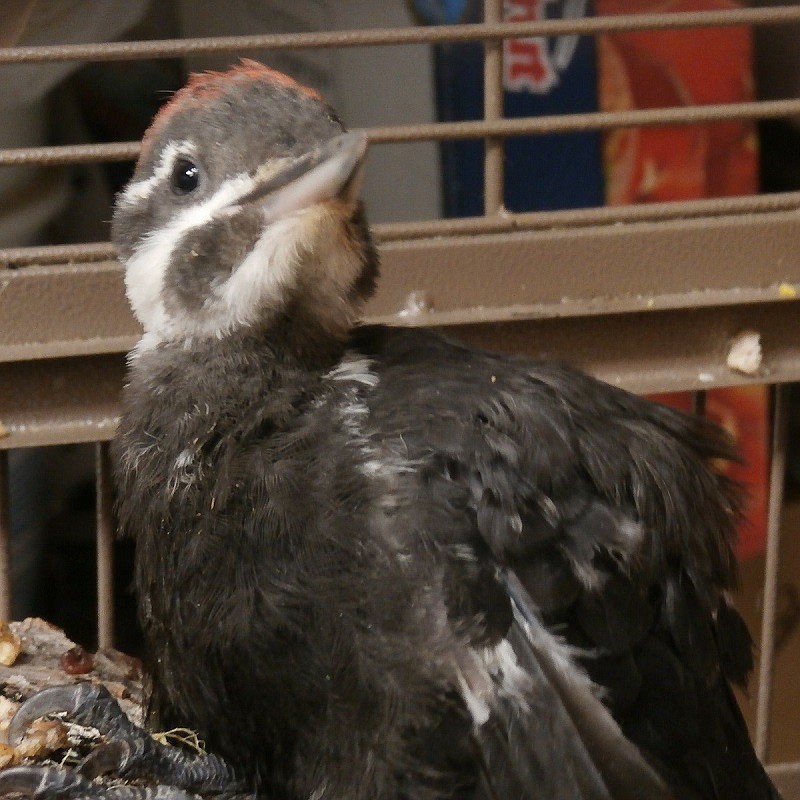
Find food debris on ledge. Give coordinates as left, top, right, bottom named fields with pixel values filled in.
left=0, top=618, right=144, bottom=767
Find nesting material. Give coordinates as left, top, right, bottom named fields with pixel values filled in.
left=0, top=618, right=144, bottom=725
left=0, top=619, right=147, bottom=775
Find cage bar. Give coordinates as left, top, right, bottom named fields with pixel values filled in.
left=4, top=191, right=800, bottom=269
left=691, top=390, right=707, bottom=418
left=95, top=442, right=115, bottom=650
left=0, top=452, right=11, bottom=622
left=1, top=6, right=800, bottom=65
left=5, top=98, right=800, bottom=169
left=755, top=384, right=791, bottom=760
left=483, top=0, right=504, bottom=216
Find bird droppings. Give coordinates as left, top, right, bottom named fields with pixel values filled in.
left=726, top=330, right=762, bottom=376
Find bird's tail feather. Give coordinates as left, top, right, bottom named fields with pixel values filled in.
left=471, top=571, right=676, bottom=800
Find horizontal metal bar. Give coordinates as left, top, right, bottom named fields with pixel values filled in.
left=368, top=98, right=800, bottom=141
left=3, top=192, right=800, bottom=268
left=449, top=299, right=800, bottom=393
left=0, top=142, right=140, bottom=168
left=2, top=97, right=798, bottom=169
left=375, top=192, right=800, bottom=241
left=768, top=763, right=800, bottom=798
left=4, top=295, right=800, bottom=449
left=3, top=205, right=800, bottom=357
left=0, top=6, right=799, bottom=65
left=0, top=262, right=138, bottom=361
left=0, top=354, right=125, bottom=449
left=0, top=242, right=117, bottom=267
left=372, top=209, right=800, bottom=327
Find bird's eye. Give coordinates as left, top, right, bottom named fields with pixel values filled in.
left=170, top=158, right=201, bottom=194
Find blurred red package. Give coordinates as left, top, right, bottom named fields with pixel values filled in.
left=595, top=0, right=767, bottom=559
left=596, top=0, right=758, bottom=203
left=649, top=388, right=770, bottom=561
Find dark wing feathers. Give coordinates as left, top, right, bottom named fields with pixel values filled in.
left=502, top=573, right=675, bottom=800
left=352, top=325, right=777, bottom=800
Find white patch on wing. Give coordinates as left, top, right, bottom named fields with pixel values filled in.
left=457, top=638, right=534, bottom=729
left=308, top=784, right=327, bottom=800
left=325, top=355, right=379, bottom=388
left=339, top=395, right=370, bottom=443
left=325, top=367, right=419, bottom=509
left=484, top=638, right=533, bottom=708
left=457, top=671, right=491, bottom=727
left=618, top=517, right=643, bottom=544
left=326, top=355, right=384, bottom=471
left=509, top=594, right=599, bottom=699
left=450, top=544, right=478, bottom=562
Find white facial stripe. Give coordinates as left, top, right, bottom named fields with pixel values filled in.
left=122, top=143, right=366, bottom=348
left=118, top=140, right=197, bottom=207
left=124, top=171, right=253, bottom=337
left=213, top=214, right=303, bottom=331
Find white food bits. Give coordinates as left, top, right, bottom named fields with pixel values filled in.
left=0, top=623, right=20, bottom=667
left=398, top=290, right=433, bottom=318
left=726, top=330, right=762, bottom=376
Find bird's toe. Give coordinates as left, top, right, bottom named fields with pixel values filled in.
left=9, top=684, right=134, bottom=748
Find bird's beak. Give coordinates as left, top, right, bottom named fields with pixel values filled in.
left=238, top=131, right=368, bottom=223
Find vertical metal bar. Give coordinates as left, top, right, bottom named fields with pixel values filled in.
left=96, top=441, right=114, bottom=649
left=483, top=0, right=505, bottom=215
left=691, top=389, right=706, bottom=418
left=0, top=451, right=11, bottom=622
left=755, top=383, right=790, bottom=761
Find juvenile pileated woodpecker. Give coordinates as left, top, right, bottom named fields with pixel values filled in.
left=2, top=62, right=780, bottom=800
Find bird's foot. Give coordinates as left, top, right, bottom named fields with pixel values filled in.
left=4, top=684, right=243, bottom=797
left=0, top=764, right=198, bottom=800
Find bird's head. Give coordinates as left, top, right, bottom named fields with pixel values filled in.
left=112, top=61, right=378, bottom=353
